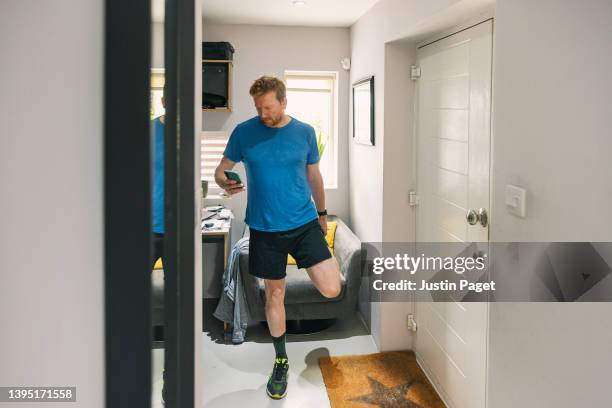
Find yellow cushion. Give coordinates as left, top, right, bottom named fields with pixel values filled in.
left=287, top=221, right=337, bottom=265
left=153, top=257, right=163, bottom=270
left=325, top=221, right=338, bottom=248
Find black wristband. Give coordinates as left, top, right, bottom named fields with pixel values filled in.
left=317, top=209, right=328, bottom=216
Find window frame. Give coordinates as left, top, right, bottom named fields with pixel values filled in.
left=150, top=68, right=165, bottom=119
left=200, top=131, right=230, bottom=199
left=284, top=70, right=339, bottom=189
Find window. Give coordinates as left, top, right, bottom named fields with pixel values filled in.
left=150, top=69, right=165, bottom=119
left=284, top=71, right=338, bottom=188
left=200, top=131, right=229, bottom=198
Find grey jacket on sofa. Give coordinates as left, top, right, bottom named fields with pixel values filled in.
left=241, top=215, right=363, bottom=321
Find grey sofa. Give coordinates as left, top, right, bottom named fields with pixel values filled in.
left=240, top=215, right=363, bottom=322
left=152, top=268, right=164, bottom=327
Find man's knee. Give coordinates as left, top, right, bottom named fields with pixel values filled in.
left=321, top=282, right=341, bottom=299
left=266, top=286, right=284, bottom=306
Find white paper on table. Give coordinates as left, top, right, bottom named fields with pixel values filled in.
left=218, top=209, right=233, bottom=220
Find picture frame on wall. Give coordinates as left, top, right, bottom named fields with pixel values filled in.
left=352, top=75, right=375, bottom=146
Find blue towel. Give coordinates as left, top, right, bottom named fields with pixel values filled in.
left=213, top=237, right=250, bottom=343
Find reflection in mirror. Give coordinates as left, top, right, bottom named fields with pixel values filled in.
left=151, top=0, right=165, bottom=407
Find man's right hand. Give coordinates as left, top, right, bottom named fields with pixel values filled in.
left=221, top=178, right=245, bottom=196
left=214, top=157, right=245, bottom=196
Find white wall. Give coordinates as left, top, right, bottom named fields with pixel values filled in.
left=351, top=0, right=612, bottom=405
left=487, top=1, right=612, bottom=407
left=0, top=1, right=104, bottom=407
left=382, top=42, right=418, bottom=242
left=152, top=22, right=165, bottom=69
left=349, top=0, right=494, bottom=351
left=349, top=0, right=494, bottom=243
left=201, top=23, right=351, bottom=236
left=491, top=0, right=612, bottom=242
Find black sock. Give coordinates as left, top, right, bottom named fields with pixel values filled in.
left=272, top=332, right=287, bottom=360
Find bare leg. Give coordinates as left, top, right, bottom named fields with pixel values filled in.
left=306, top=257, right=341, bottom=298
left=264, top=278, right=286, bottom=337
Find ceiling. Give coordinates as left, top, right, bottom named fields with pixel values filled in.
left=152, top=0, right=383, bottom=27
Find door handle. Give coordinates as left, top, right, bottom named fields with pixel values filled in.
left=466, top=209, right=479, bottom=225
left=466, top=208, right=489, bottom=227
left=477, top=208, right=488, bottom=227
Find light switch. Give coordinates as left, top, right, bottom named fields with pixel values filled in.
left=505, top=184, right=527, bottom=218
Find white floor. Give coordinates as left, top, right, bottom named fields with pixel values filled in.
left=152, top=347, right=164, bottom=408
left=152, top=310, right=377, bottom=407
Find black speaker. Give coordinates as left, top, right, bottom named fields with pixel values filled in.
left=202, top=62, right=229, bottom=109
left=202, top=42, right=234, bottom=60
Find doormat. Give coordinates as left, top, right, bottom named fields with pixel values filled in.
left=319, top=351, right=446, bottom=408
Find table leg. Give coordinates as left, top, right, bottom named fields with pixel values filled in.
left=223, top=235, right=229, bottom=270
left=223, top=321, right=232, bottom=344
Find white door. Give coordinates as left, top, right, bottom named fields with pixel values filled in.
left=414, top=20, right=493, bottom=408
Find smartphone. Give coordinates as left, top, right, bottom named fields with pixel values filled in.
left=224, top=170, right=243, bottom=184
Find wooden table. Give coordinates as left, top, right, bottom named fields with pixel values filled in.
left=201, top=216, right=232, bottom=336
left=201, top=219, right=231, bottom=270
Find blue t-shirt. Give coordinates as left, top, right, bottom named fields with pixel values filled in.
left=223, top=116, right=320, bottom=232
left=152, top=117, right=164, bottom=234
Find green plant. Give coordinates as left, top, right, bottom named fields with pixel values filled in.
left=311, top=120, right=327, bottom=157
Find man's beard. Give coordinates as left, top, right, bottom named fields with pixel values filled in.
left=264, top=114, right=283, bottom=127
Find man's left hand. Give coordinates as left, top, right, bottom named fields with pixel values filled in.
left=318, top=215, right=327, bottom=236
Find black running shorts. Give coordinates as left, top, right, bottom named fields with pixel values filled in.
left=248, top=218, right=332, bottom=280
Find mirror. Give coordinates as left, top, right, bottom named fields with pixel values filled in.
left=150, top=1, right=166, bottom=406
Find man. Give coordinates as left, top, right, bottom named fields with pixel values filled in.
left=214, top=76, right=342, bottom=400
left=151, top=91, right=167, bottom=404
left=152, top=93, right=165, bottom=270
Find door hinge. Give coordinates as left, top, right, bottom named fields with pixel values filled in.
left=407, top=314, right=418, bottom=332
left=409, top=191, right=420, bottom=207
left=410, top=66, right=421, bottom=80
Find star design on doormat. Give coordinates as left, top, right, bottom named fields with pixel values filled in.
left=349, top=376, right=424, bottom=408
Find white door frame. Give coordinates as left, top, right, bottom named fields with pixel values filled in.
left=411, top=17, right=495, bottom=408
